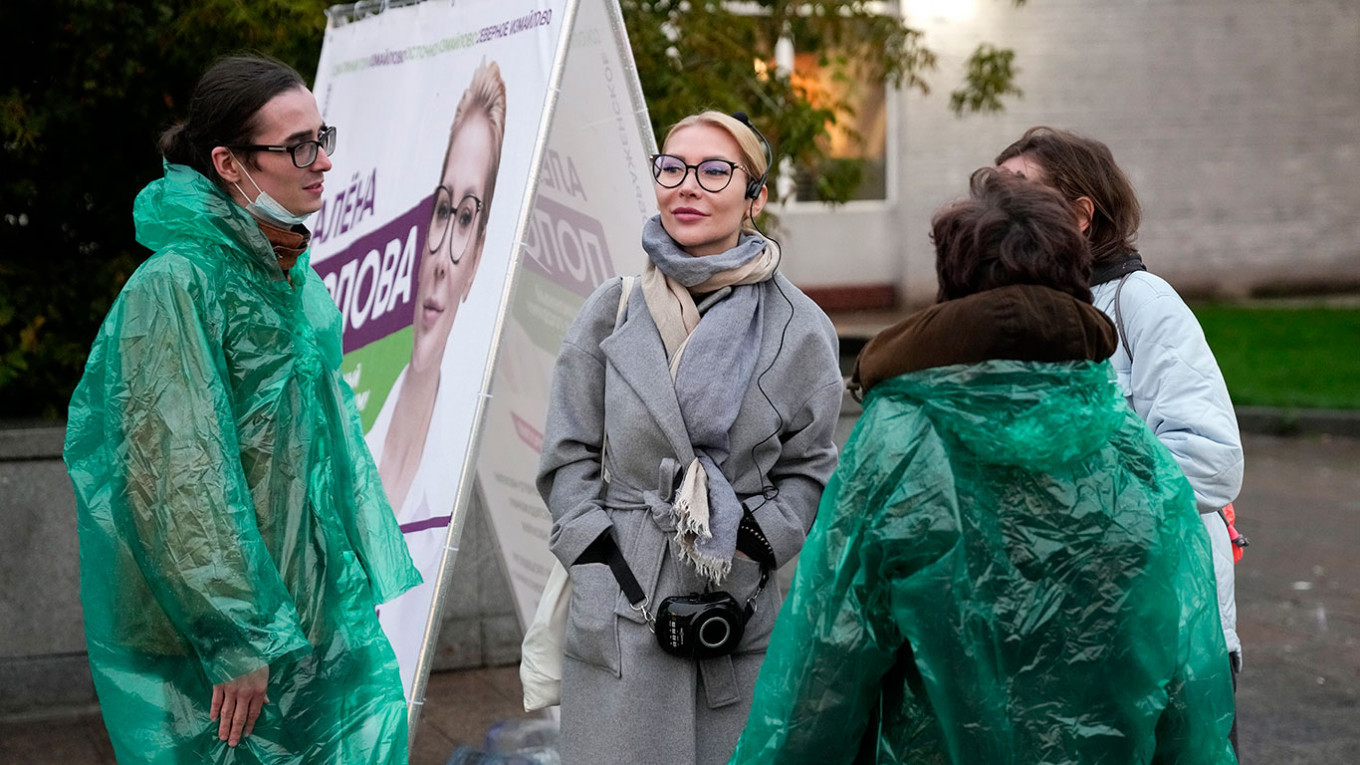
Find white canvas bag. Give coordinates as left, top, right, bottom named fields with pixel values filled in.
left=520, top=276, right=634, bottom=711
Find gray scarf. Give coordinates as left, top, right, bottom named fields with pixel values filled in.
left=640, top=216, right=778, bottom=583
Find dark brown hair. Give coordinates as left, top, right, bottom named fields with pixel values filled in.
left=933, top=168, right=1093, bottom=303
left=994, top=126, right=1141, bottom=264
left=157, top=55, right=306, bottom=187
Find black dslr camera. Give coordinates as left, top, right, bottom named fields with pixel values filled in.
left=655, top=592, right=746, bottom=660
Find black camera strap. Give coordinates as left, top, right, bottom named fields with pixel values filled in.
left=576, top=532, right=648, bottom=605
left=742, top=564, right=770, bottom=620
left=577, top=531, right=655, bottom=628
left=602, top=535, right=649, bottom=609
left=602, top=534, right=769, bottom=626
left=578, top=507, right=773, bottom=631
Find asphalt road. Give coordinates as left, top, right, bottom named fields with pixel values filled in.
left=1233, top=433, right=1360, bottom=764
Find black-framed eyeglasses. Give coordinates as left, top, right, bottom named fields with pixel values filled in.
left=428, top=185, right=483, bottom=264
left=650, top=153, right=745, bottom=193
left=228, top=125, right=337, bottom=168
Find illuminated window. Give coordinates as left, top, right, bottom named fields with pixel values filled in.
left=788, top=50, right=889, bottom=203
left=721, top=1, right=896, bottom=204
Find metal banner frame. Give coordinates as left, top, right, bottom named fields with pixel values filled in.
left=472, top=0, right=659, bottom=639
left=317, top=0, right=656, bottom=747
left=401, top=0, right=580, bottom=742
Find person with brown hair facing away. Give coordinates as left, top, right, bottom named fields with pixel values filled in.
left=64, top=55, right=420, bottom=764
left=731, top=169, right=1235, bottom=764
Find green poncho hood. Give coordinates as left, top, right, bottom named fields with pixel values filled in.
left=733, top=359, right=1236, bottom=765
left=134, top=160, right=298, bottom=279
left=878, top=361, right=1127, bottom=470
left=65, top=163, right=420, bottom=763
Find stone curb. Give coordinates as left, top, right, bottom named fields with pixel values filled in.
left=0, top=425, right=65, bottom=461
left=1234, top=406, right=1360, bottom=439
left=6, top=404, right=1360, bottom=462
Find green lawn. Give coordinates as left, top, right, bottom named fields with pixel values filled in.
left=1193, top=303, right=1360, bottom=410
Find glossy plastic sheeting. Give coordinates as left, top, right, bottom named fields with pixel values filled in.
left=64, top=163, right=422, bottom=763
left=733, top=360, right=1236, bottom=765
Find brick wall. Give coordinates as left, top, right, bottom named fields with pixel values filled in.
left=780, top=0, right=1360, bottom=307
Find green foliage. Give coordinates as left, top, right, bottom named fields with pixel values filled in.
left=950, top=43, right=1024, bottom=115
left=1, top=1, right=1025, bottom=421
left=620, top=0, right=1022, bottom=206
left=1195, top=303, right=1360, bottom=410
left=0, top=0, right=329, bottom=419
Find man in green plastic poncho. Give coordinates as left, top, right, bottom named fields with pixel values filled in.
left=731, top=170, right=1236, bottom=764
left=64, top=55, right=422, bottom=763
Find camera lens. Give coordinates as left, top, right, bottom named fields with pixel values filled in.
left=698, top=616, right=731, bottom=649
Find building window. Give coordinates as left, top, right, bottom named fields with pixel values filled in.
left=787, top=50, right=890, bottom=203
left=721, top=1, right=898, bottom=204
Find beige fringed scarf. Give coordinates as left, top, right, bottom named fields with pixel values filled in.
left=639, top=227, right=780, bottom=581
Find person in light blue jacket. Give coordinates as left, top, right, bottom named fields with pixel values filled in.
left=997, top=126, right=1245, bottom=750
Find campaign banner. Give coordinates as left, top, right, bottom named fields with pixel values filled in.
left=475, top=0, right=656, bottom=630
left=310, top=0, right=570, bottom=699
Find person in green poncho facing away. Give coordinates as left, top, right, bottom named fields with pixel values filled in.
left=730, top=169, right=1236, bottom=765
left=63, top=55, right=422, bottom=764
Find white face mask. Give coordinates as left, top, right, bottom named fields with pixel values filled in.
left=230, top=153, right=313, bottom=228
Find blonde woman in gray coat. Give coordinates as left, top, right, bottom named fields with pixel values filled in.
left=537, top=111, right=843, bottom=764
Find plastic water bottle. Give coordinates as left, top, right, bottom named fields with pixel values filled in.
left=445, top=746, right=549, bottom=765
left=485, top=718, right=559, bottom=753
left=445, top=718, right=561, bottom=765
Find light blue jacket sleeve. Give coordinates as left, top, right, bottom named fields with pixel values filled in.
left=1094, top=273, right=1244, bottom=512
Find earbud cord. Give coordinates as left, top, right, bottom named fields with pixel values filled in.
left=731, top=110, right=795, bottom=501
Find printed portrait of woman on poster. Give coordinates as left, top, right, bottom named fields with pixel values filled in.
left=364, top=59, right=508, bottom=690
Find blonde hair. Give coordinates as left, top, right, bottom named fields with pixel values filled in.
left=664, top=111, right=768, bottom=230
left=446, top=59, right=507, bottom=235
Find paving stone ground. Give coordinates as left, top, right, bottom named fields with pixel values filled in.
left=3, top=432, right=1356, bottom=764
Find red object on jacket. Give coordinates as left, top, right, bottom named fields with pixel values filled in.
left=1221, top=503, right=1248, bottom=564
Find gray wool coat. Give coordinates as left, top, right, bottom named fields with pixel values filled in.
left=536, top=273, right=844, bottom=765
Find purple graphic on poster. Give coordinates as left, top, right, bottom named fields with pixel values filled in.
left=522, top=194, right=615, bottom=299
left=314, top=195, right=433, bottom=353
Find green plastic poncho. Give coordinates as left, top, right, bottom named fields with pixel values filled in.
left=64, top=163, right=422, bottom=764
left=732, top=361, right=1236, bottom=765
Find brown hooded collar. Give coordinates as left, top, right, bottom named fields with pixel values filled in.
left=850, top=284, right=1117, bottom=398
left=253, top=218, right=310, bottom=273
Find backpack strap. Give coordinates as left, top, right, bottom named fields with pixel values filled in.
left=616, top=275, right=635, bottom=325
left=1113, top=272, right=1134, bottom=365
